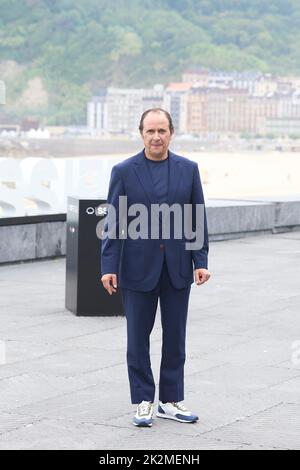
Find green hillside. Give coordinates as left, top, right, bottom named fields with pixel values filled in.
left=0, top=0, right=300, bottom=124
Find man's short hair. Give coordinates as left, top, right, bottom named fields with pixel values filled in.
left=139, top=108, right=174, bottom=133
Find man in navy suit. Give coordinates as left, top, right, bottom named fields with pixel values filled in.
left=101, top=108, right=210, bottom=427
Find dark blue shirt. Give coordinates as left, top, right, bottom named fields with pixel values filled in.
left=145, top=154, right=169, bottom=203
left=145, top=153, right=169, bottom=243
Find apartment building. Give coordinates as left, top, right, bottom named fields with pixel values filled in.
left=87, top=85, right=164, bottom=134
left=87, top=70, right=300, bottom=137
left=164, top=82, right=192, bottom=133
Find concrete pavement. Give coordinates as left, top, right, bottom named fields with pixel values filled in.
left=0, top=232, right=300, bottom=450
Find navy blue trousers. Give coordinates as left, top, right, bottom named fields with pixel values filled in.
left=121, top=259, right=191, bottom=404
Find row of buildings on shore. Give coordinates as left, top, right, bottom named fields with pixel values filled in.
left=87, top=68, right=300, bottom=137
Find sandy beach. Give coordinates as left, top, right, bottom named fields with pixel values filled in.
left=91, top=150, right=300, bottom=200
left=188, top=151, right=300, bottom=199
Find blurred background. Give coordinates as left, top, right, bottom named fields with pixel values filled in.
left=1, top=0, right=300, bottom=217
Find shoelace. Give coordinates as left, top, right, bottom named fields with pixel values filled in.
left=172, top=401, right=188, bottom=412
left=138, top=401, right=152, bottom=416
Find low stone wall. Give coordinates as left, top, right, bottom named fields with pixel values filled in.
left=0, top=215, right=66, bottom=263
left=207, top=196, right=300, bottom=241
left=1, top=197, right=300, bottom=263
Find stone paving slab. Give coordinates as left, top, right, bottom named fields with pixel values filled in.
left=204, top=402, right=300, bottom=450
left=0, top=347, right=125, bottom=382
left=0, top=416, right=243, bottom=450
left=0, top=232, right=299, bottom=449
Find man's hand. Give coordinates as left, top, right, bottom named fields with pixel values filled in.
left=194, top=268, right=211, bottom=286
left=101, top=274, right=118, bottom=295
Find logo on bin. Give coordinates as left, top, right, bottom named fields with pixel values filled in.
left=86, top=206, right=108, bottom=216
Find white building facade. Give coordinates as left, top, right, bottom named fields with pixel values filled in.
left=87, top=86, right=164, bottom=134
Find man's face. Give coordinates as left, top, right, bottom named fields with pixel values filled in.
left=141, top=112, right=173, bottom=159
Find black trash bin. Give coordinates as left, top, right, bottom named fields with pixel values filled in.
left=65, top=197, right=124, bottom=316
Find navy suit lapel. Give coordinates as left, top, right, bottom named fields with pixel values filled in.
left=166, top=151, right=181, bottom=206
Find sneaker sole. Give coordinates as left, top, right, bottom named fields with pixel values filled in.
left=156, top=412, right=198, bottom=423
left=133, top=421, right=153, bottom=427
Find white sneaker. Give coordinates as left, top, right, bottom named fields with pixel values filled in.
left=157, top=401, right=199, bottom=423
left=133, top=401, right=154, bottom=427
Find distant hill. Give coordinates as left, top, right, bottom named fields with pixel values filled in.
left=1, top=0, right=300, bottom=124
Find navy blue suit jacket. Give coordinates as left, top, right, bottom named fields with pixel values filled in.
left=101, top=150, right=209, bottom=291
